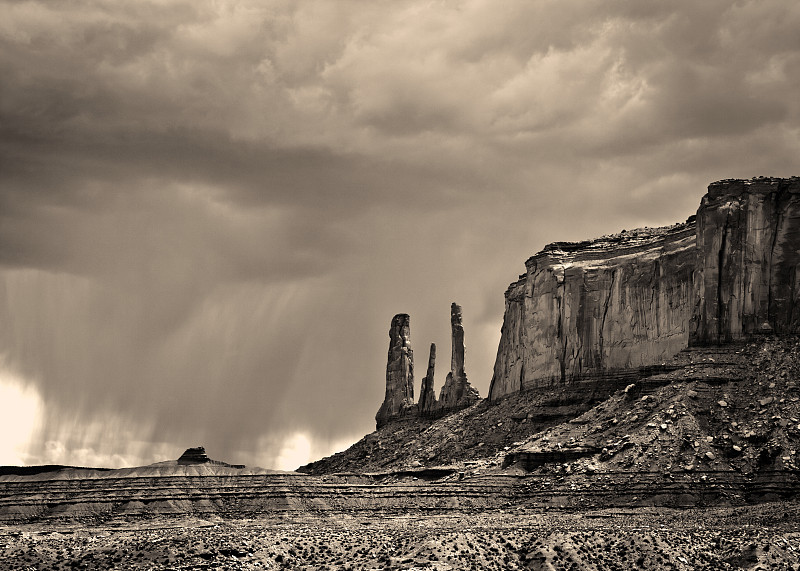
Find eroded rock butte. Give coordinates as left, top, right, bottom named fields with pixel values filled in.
left=489, top=176, right=800, bottom=402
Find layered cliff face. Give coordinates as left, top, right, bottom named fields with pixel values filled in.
left=375, top=314, right=415, bottom=429
left=691, top=177, right=800, bottom=344
left=489, top=221, right=696, bottom=400
left=489, top=176, right=800, bottom=402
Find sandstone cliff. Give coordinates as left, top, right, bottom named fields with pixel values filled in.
left=490, top=176, right=800, bottom=402
left=376, top=314, right=416, bottom=429
left=691, top=177, right=800, bottom=344
left=489, top=221, right=696, bottom=400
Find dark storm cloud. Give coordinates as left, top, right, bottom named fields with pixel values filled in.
left=0, top=0, right=798, bottom=468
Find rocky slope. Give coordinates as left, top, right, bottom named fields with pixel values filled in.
left=302, top=335, right=800, bottom=505
left=504, top=335, right=800, bottom=478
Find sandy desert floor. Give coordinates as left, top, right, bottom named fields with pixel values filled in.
left=2, top=502, right=800, bottom=570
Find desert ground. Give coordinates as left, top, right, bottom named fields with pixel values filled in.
left=2, top=503, right=800, bottom=570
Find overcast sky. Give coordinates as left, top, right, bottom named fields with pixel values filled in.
left=1, top=0, right=798, bottom=469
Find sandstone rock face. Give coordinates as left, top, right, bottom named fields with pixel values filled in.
left=418, top=343, right=438, bottom=415
left=489, top=221, right=697, bottom=401
left=437, top=303, right=480, bottom=410
left=489, top=176, right=800, bottom=402
left=691, top=177, right=800, bottom=344
left=376, top=314, right=416, bottom=429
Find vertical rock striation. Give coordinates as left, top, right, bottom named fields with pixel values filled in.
left=376, top=314, right=416, bottom=429
left=375, top=306, right=482, bottom=428
left=489, top=176, right=800, bottom=403
left=489, top=222, right=696, bottom=401
left=437, top=303, right=480, bottom=411
left=691, top=177, right=800, bottom=344
left=418, top=343, right=438, bottom=416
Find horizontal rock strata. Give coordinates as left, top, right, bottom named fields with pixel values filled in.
left=2, top=468, right=798, bottom=522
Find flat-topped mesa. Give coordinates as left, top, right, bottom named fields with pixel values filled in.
left=178, top=446, right=210, bottom=464
left=691, top=176, right=800, bottom=344
left=436, top=303, right=480, bottom=411
left=375, top=314, right=416, bottom=429
left=176, top=446, right=245, bottom=468
left=418, top=343, right=438, bottom=416
left=489, top=176, right=800, bottom=403
left=489, top=220, right=696, bottom=401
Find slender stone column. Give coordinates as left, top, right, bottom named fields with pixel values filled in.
left=418, top=343, right=438, bottom=415
left=437, top=303, right=480, bottom=411
left=375, top=314, right=415, bottom=428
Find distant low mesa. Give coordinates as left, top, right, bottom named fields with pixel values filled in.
left=177, top=446, right=245, bottom=468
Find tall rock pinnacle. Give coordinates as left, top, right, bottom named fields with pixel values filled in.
left=418, top=343, right=438, bottom=415
left=437, top=303, right=480, bottom=411
left=375, top=314, right=416, bottom=429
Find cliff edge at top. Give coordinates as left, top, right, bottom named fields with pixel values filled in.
left=489, top=220, right=696, bottom=400
left=490, top=176, right=800, bottom=402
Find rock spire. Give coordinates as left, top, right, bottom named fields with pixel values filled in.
left=437, top=303, right=480, bottom=410
left=375, top=314, right=416, bottom=429
left=418, top=343, right=438, bottom=415
left=375, top=305, right=481, bottom=429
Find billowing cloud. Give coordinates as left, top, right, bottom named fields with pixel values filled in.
left=1, top=0, right=798, bottom=468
